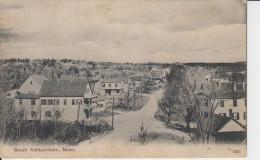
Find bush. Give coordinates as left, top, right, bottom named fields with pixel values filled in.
left=1, top=120, right=112, bottom=145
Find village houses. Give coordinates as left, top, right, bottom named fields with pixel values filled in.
left=94, top=78, right=127, bottom=106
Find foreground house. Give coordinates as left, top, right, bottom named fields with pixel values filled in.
left=15, top=79, right=106, bottom=122
left=206, top=114, right=246, bottom=144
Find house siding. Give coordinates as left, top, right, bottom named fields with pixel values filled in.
left=19, top=76, right=42, bottom=94
left=201, top=98, right=246, bottom=126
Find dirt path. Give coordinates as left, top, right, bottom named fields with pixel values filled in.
left=79, top=90, right=189, bottom=145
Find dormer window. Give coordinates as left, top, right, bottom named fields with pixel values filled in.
left=30, top=81, right=33, bottom=85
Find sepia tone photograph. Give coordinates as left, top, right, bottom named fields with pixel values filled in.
left=0, top=0, right=246, bottom=158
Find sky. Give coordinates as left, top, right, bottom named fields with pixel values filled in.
left=0, top=0, right=246, bottom=63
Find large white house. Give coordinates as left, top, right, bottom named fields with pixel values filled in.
left=99, top=79, right=124, bottom=97
left=15, top=79, right=106, bottom=122
left=199, top=91, right=247, bottom=126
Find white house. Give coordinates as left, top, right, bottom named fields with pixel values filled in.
left=130, top=75, right=142, bottom=88
left=199, top=91, right=247, bottom=126
left=15, top=79, right=106, bottom=122
left=99, top=79, right=124, bottom=97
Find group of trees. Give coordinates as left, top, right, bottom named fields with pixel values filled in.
left=159, top=64, right=220, bottom=144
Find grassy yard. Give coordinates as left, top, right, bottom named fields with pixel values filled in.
left=92, top=110, right=120, bottom=118
left=114, top=95, right=150, bottom=111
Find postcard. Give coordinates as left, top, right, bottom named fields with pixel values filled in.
left=0, top=0, right=247, bottom=158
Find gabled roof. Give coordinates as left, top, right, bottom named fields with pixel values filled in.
left=204, top=114, right=246, bottom=134
left=100, top=79, right=122, bottom=83
left=31, top=75, right=49, bottom=86
left=92, top=95, right=105, bottom=102
left=131, top=75, right=142, bottom=81
left=39, top=79, right=90, bottom=97
left=15, top=93, right=39, bottom=99
left=213, top=91, right=246, bottom=99
left=208, top=114, right=231, bottom=134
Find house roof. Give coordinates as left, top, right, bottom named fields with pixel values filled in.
left=131, top=75, right=142, bottom=81
left=39, top=79, right=90, bottom=97
left=92, top=95, right=105, bottom=102
left=31, top=75, right=49, bottom=86
left=207, top=114, right=231, bottom=134
left=15, top=93, right=39, bottom=99
left=100, top=79, right=122, bottom=83
left=213, top=91, right=246, bottom=99
left=219, top=83, right=234, bottom=92
left=203, top=114, right=246, bottom=134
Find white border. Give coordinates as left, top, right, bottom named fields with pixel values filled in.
left=247, top=1, right=260, bottom=160
left=3, top=1, right=260, bottom=160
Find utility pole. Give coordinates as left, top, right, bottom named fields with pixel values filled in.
left=112, top=97, right=114, bottom=129
left=141, top=75, right=143, bottom=103
left=134, top=92, right=136, bottom=109
left=77, top=100, right=80, bottom=122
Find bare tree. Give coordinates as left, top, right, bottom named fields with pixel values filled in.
left=160, top=64, right=221, bottom=144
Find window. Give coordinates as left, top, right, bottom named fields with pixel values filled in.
left=48, top=100, right=53, bottom=105
left=220, top=100, right=224, bottom=107
left=41, top=100, right=46, bottom=105
left=233, top=99, right=237, bottom=107
left=45, top=111, right=51, bottom=117
left=102, top=83, right=105, bottom=87
left=109, top=83, right=111, bottom=87
left=219, top=113, right=226, bottom=117
left=229, top=109, right=232, bottom=117
left=55, top=111, right=61, bottom=118
left=245, top=99, right=247, bottom=107
left=54, top=99, right=59, bottom=105
left=233, top=112, right=239, bottom=120
left=116, top=90, right=120, bottom=94
left=30, top=81, right=33, bottom=85
left=72, top=99, right=75, bottom=105
left=84, top=99, right=89, bottom=105
left=106, top=90, right=111, bottom=95
left=64, top=99, right=67, bottom=105
left=76, top=99, right=82, bottom=105
left=18, top=111, right=24, bottom=118
left=204, top=112, right=209, bottom=118
left=31, top=111, right=37, bottom=117
left=19, top=99, right=22, bottom=105
left=7, top=93, right=11, bottom=96
left=84, top=109, right=90, bottom=119
left=31, top=99, right=35, bottom=105
left=243, top=112, right=247, bottom=120
left=115, top=83, right=118, bottom=87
